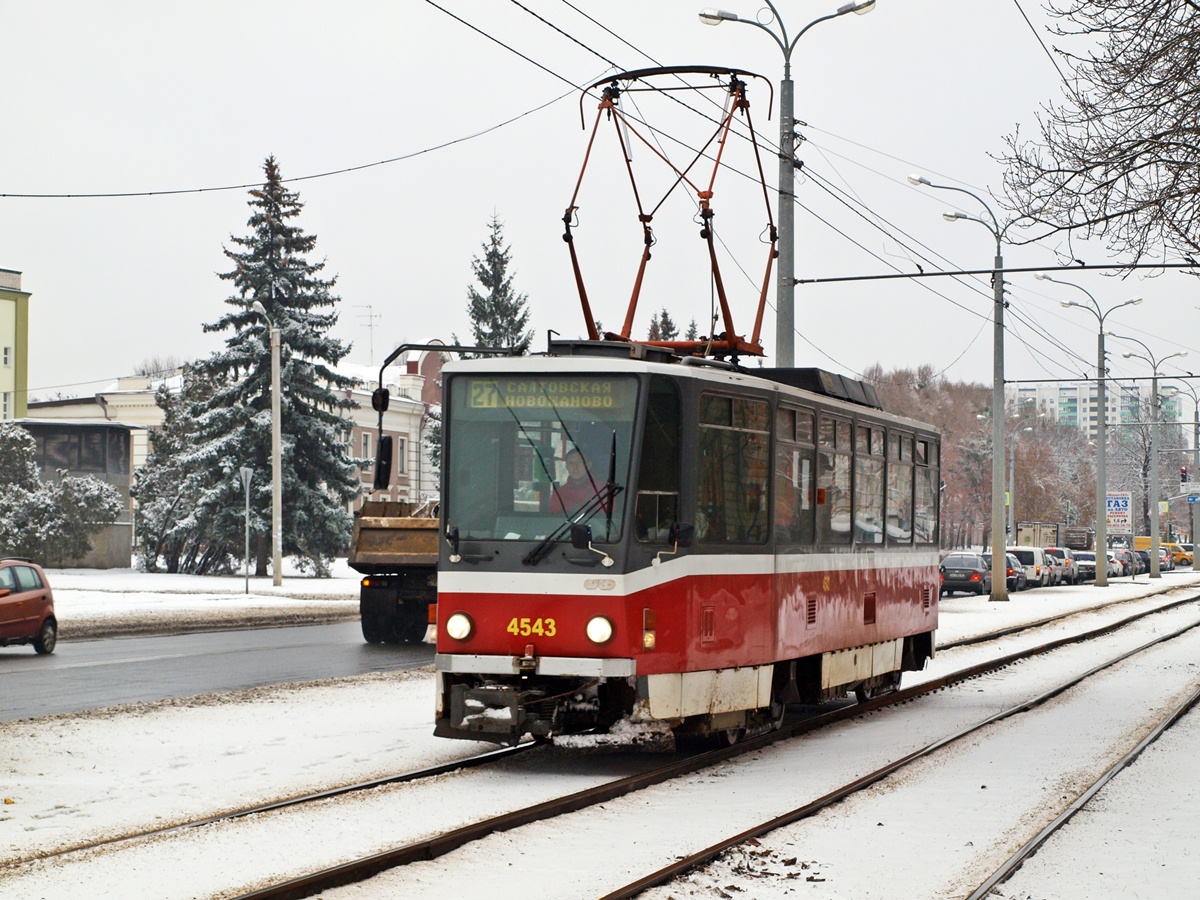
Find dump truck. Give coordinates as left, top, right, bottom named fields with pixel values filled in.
left=348, top=500, right=439, bottom=644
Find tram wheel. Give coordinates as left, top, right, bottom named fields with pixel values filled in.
left=715, top=727, right=745, bottom=747
left=855, top=671, right=901, bottom=704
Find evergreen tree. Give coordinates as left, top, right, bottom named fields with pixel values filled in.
left=647, top=312, right=662, bottom=341
left=175, top=156, right=360, bottom=576
left=456, top=215, right=533, bottom=354
left=685, top=319, right=699, bottom=341
left=658, top=308, right=679, bottom=341
left=132, top=367, right=221, bottom=572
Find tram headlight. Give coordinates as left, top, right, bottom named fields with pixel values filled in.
left=586, top=615, right=614, bottom=645
left=445, top=612, right=474, bottom=641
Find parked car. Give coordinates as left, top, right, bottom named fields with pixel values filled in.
left=1045, top=553, right=1063, bottom=585
left=1135, top=549, right=1153, bottom=574
left=1009, top=546, right=1050, bottom=587
left=1112, top=548, right=1135, bottom=576
left=1106, top=551, right=1124, bottom=577
left=0, top=558, right=57, bottom=654
left=939, top=552, right=993, bottom=596
left=983, top=552, right=1027, bottom=592
left=1075, top=550, right=1098, bottom=581
left=1157, top=548, right=1174, bottom=571
left=1165, top=542, right=1191, bottom=566
left=1045, top=547, right=1079, bottom=584
left=1179, top=543, right=1194, bottom=566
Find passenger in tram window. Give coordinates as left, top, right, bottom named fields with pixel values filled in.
left=550, top=448, right=605, bottom=514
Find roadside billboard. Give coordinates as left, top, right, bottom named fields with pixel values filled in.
left=1106, top=492, right=1132, bottom=535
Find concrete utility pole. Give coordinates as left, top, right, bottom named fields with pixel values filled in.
left=700, top=0, right=877, bottom=366
left=252, top=299, right=284, bottom=587
left=1039, top=273, right=1141, bottom=588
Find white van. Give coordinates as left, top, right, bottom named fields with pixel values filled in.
left=1007, top=546, right=1050, bottom=587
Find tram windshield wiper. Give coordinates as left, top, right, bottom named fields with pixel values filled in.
left=522, top=482, right=624, bottom=566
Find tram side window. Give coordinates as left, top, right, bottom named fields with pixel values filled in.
left=698, top=394, right=770, bottom=544
left=817, top=415, right=852, bottom=544
left=887, top=432, right=914, bottom=545
left=914, top=438, right=940, bottom=544
left=635, top=376, right=681, bottom=542
left=854, top=424, right=884, bottom=544
left=775, top=406, right=815, bottom=546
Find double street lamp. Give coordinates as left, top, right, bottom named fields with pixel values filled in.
left=1174, top=379, right=1200, bottom=550
left=909, top=173, right=1007, bottom=601
left=1111, top=334, right=1187, bottom=579
left=1037, top=273, right=1141, bottom=587
left=251, top=299, right=283, bottom=587
left=700, top=0, right=877, bottom=366
left=1008, top=425, right=1032, bottom=541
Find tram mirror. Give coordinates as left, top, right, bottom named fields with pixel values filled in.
left=669, top=522, right=695, bottom=548
left=371, top=387, right=390, bottom=412
left=373, top=435, right=393, bottom=490
left=570, top=523, right=593, bottom=550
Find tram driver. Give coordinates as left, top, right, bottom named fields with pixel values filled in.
left=550, top=448, right=604, bottom=515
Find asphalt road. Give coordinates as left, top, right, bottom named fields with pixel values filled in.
left=0, top=621, right=435, bottom=723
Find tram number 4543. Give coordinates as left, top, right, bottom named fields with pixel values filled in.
left=507, top=617, right=557, bottom=637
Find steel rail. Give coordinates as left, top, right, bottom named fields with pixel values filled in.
left=0, top=743, right=534, bottom=871
left=965, top=680, right=1200, bottom=900
left=599, top=614, right=1200, bottom=900
left=230, top=595, right=1200, bottom=900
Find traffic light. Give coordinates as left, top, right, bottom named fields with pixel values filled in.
left=1183, top=467, right=1189, bottom=485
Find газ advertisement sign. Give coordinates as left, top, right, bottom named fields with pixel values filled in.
left=1106, top=492, right=1133, bottom=534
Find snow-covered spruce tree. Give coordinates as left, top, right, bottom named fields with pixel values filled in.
left=180, top=155, right=360, bottom=577
left=454, top=214, right=533, bottom=355
left=132, top=367, right=217, bottom=572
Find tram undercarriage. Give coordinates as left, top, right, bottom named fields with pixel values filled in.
left=434, top=632, right=935, bottom=748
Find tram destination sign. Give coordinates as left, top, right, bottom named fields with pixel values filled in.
left=1106, top=491, right=1132, bottom=534
left=467, top=377, right=630, bottom=411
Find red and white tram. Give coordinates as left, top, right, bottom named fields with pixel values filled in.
left=432, top=342, right=939, bottom=746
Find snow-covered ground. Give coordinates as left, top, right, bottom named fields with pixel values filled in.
left=2, top=566, right=1199, bottom=898
left=47, top=559, right=361, bottom=639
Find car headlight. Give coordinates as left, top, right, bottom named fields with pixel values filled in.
left=445, top=612, right=474, bottom=641
left=585, top=615, right=614, bottom=644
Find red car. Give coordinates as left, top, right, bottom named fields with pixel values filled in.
left=0, top=558, right=57, bottom=654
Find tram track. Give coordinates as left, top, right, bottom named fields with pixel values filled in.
left=224, top=591, right=1200, bottom=900
left=598, top=607, right=1200, bottom=899
left=0, top=743, right=534, bottom=871
left=965, top=680, right=1200, bottom=900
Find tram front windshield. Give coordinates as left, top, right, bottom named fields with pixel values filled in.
left=445, top=374, right=638, bottom=543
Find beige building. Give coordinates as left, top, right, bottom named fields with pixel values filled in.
left=1, top=268, right=31, bottom=421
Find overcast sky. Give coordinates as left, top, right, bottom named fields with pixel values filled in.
left=4, top=1, right=1196, bottom=404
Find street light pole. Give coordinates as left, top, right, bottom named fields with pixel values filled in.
left=909, top=173, right=1007, bottom=601
left=1113, top=334, right=1188, bottom=579
left=252, top=299, right=284, bottom=587
left=700, top=1, right=877, bottom=366
left=239, top=466, right=253, bottom=594
left=1008, top=426, right=1032, bottom=541
left=1038, top=273, right=1141, bottom=588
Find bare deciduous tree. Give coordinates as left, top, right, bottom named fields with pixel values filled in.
left=999, top=1, right=1200, bottom=266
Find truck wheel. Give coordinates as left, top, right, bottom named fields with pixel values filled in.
left=361, top=606, right=387, bottom=643
left=402, top=617, right=429, bottom=643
